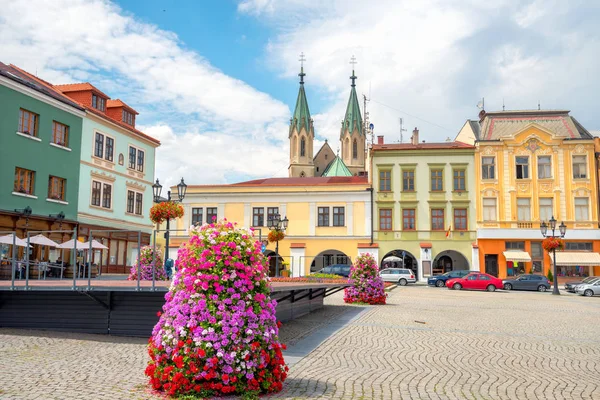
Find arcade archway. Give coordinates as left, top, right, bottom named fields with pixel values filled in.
left=432, top=250, right=470, bottom=275
left=381, top=250, right=419, bottom=279
left=310, top=249, right=351, bottom=273
left=263, top=250, right=283, bottom=277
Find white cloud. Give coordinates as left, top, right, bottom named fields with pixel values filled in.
left=240, top=0, right=600, bottom=144
left=0, top=0, right=290, bottom=187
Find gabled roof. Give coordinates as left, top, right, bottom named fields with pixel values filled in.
left=478, top=110, right=593, bottom=140
left=372, top=141, right=475, bottom=151
left=54, top=82, right=111, bottom=99
left=313, top=140, right=334, bottom=160
left=0, top=62, right=84, bottom=111
left=291, top=80, right=312, bottom=135
left=342, top=71, right=363, bottom=136
left=468, top=120, right=481, bottom=139
left=107, top=99, right=139, bottom=115
left=322, top=156, right=353, bottom=177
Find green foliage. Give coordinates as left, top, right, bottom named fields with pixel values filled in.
left=310, top=273, right=343, bottom=279
left=546, top=269, right=554, bottom=282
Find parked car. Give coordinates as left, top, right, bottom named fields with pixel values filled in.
left=502, top=274, right=551, bottom=292
left=565, top=276, right=599, bottom=292
left=427, top=270, right=471, bottom=287
left=575, top=279, right=600, bottom=297
left=380, top=268, right=416, bottom=286
left=317, top=264, right=351, bottom=277
left=446, top=272, right=503, bottom=292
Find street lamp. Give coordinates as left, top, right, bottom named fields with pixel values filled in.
left=540, top=215, right=566, bottom=295
left=152, top=178, right=187, bottom=260
left=267, top=213, right=289, bottom=277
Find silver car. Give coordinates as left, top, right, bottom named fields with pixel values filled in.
left=575, top=278, right=600, bottom=297
left=565, top=276, right=599, bottom=292
left=380, top=268, right=416, bottom=286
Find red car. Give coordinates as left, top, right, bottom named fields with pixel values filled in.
left=446, top=272, right=503, bottom=292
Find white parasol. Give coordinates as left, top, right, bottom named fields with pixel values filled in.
left=0, top=234, right=29, bottom=247
left=27, top=234, right=60, bottom=247
left=383, top=255, right=402, bottom=262
left=58, top=239, right=89, bottom=250
left=82, top=239, right=108, bottom=250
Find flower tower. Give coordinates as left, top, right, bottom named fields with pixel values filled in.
left=145, top=220, right=288, bottom=398
left=344, top=253, right=387, bottom=305
left=128, top=246, right=168, bottom=281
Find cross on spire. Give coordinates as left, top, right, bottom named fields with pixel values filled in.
left=298, top=52, right=306, bottom=84
left=349, top=55, right=357, bottom=87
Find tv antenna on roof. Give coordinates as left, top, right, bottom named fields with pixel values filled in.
left=399, top=118, right=407, bottom=143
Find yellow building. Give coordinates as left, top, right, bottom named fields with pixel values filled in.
left=371, top=130, right=478, bottom=282
left=168, top=176, right=373, bottom=276
left=457, top=109, right=600, bottom=279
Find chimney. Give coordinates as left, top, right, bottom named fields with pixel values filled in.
left=411, top=127, right=419, bottom=145
left=377, top=135, right=384, bottom=145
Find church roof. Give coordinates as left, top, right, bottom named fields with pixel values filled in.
left=342, top=70, right=363, bottom=135
left=291, top=68, right=311, bottom=134
left=322, top=156, right=353, bottom=177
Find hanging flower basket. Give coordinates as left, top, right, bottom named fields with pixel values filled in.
left=542, top=237, right=565, bottom=252
left=150, top=201, right=184, bottom=224
left=268, top=230, right=285, bottom=243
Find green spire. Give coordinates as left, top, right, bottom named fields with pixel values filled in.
left=322, top=156, right=353, bottom=177
left=342, top=69, right=363, bottom=135
left=291, top=66, right=312, bottom=134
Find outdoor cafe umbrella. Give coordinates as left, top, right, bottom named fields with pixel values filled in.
left=0, top=233, right=29, bottom=247
left=82, top=239, right=108, bottom=250
left=383, top=255, right=402, bottom=262
left=28, top=234, right=60, bottom=247
left=58, top=239, right=88, bottom=250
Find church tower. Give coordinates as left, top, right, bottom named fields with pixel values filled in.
left=340, top=58, right=365, bottom=176
left=288, top=54, right=315, bottom=178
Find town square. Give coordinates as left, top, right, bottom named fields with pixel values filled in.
left=1, top=1, right=600, bottom=399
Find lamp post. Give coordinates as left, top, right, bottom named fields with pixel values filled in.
left=540, top=216, right=567, bottom=295
left=152, top=178, right=187, bottom=261
left=267, top=213, right=289, bottom=277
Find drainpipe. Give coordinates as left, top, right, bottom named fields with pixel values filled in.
left=596, top=152, right=600, bottom=228
left=366, top=187, right=374, bottom=244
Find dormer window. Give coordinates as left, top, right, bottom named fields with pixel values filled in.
left=92, top=94, right=106, bottom=111
left=122, top=110, right=134, bottom=125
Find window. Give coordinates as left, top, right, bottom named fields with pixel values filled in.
left=137, top=150, right=144, bottom=172
left=92, top=94, right=105, bottom=111
left=531, top=242, right=543, bottom=273
left=482, top=198, right=497, bottom=221
left=300, top=137, right=306, bottom=157
left=192, top=208, right=203, bottom=225
left=52, top=121, right=69, bottom=146
left=95, top=133, right=104, bottom=158
left=129, top=146, right=136, bottom=169
left=539, top=198, right=553, bottom=221
left=454, top=209, right=467, bottom=230
left=102, top=183, right=112, bottom=208
left=402, top=170, right=414, bottom=191
left=91, top=181, right=102, bottom=206
left=537, top=156, right=551, bottom=179
left=516, top=156, right=529, bottom=179
left=267, top=207, right=279, bottom=224
left=403, top=209, right=415, bottom=231
left=379, top=170, right=391, bottom=191
left=135, top=193, right=143, bottom=215
left=575, top=198, right=589, bottom=221
left=352, top=139, right=358, bottom=159
left=14, top=167, right=35, bottom=195
left=482, top=157, right=495, bottom=179
left=318, top=207, right=329, bottom=226
left=206, top=207, right=217, bottom=223
left=573, top=156, right=587, bottom=179
left=18, top=108, right=39, bottom=136
left=105, top=137, right=114, bottom=162
left=453, top=170, right=465, bottom=191
left=430, top=170, right=443, bottom=191
left=122, top=110, right=134, bottom=125
left=565, top=242, right=592, bottom=251
left=333, top=207, right=345, bottom=226
left=127, top=190, right=135, bottom=214
left=379, top=209, right=392, bottom=231
left=517, top=198, right=530, bottom=221
left=505, top=241, right=525, bottom=250
left=431, top=209, right=444, bottom=230
left=252, top=207, right=265, bottom=227
left=48, top=176, right=66, bottom=201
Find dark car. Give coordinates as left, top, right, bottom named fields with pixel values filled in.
left=565, top=276, right=598, bottom=292
left=502, top=274, right=551, bottom=292
left=317, top=264, right=351, bottom=277
left=427, top=270, right=471, bottom=287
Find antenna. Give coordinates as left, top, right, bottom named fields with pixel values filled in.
left=399, top=118, right=407, bottom=143
left=538, top=100, right=541, bottom=110
left=502, top=98, right=505, bottom=111
left=363, top=94, right=373, bottom=145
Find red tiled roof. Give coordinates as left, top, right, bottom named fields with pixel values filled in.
left=84, top=106, right=159, bottom=145
left=54, top=82, right=111, bottom=99
left=107, top=99, right=138, bottom=114
left=231, top=176, right=369, bottom=186
left=372, top=141, right=474, bottom=151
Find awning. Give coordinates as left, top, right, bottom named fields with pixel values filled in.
left=550, top=252, right=600, bottom=266
left=503, top=251, right=531, bottom=262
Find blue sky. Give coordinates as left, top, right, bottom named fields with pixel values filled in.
left=1, top=0, right=600, bottom=187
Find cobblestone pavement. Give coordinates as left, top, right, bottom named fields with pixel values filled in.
left=272, top=286, right=600, bottom=400
left=1, top=287, right=599, bottom=399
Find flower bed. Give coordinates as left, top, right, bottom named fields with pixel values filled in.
left=128, top=246, right=168, bottom=281
left=270, top=275, right=349, bottom=284
left=150, top=201, right=184, bottom=225
left=344, top=253, right=387, bottom=305
left=145, top=220, right=287, bottom=398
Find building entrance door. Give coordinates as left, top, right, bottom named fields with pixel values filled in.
left=485, top=255, right=498, bottom=277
